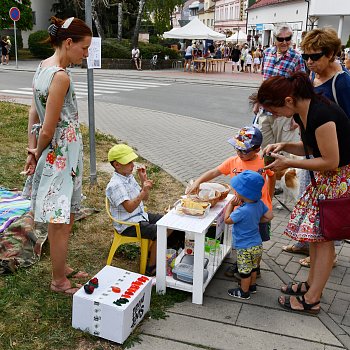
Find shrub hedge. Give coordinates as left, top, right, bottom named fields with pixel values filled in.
left=26, top=31, right=180, bottom=61
left=102, top=38, right=180, bottom=59
left=28, top=30, right=54, bottom=58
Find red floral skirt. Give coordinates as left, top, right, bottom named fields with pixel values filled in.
left=284, top=164, right=350, bottom=242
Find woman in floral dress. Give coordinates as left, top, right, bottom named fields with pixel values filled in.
left=251, top=71, right=350, bottom=314
left=24, top=16, right=92, bottom=295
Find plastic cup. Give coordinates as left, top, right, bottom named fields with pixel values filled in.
left=166, top=248, right=177, bottom=276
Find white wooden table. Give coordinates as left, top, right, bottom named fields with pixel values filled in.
left=156, top=194, right=232, bottom=305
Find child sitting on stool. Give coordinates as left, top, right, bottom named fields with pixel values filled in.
left=224, top=170, right=273, bottom=299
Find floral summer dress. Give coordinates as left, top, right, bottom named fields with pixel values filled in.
left=28, top=65, right=83, bottom=224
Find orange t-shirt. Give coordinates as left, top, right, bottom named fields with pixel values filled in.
left=217, top=156, right=274, bottom=210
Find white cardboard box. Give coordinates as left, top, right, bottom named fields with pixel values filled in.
left=72, top=265, right=152, bottom=344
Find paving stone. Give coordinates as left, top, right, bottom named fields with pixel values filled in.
left=140, top=313, right=343, bottom=350
left=275, top=252, right=292, bottom=266
left=284, top=261, right=302, bottom=275
left=340, top=246, right=350, bottom=258
left=322, top=289, right=337, bottom=305
left=130, top=335, right=203, bottom=350
left=294, top=268, right=309, bottom=282
left=337, top=292, right=350, bottom=302
left=343, top=313, right=350, bottom=327
left=343, top=271, right=350, bottom=287
left=170, top=296, right=241, bottom=325
left=266, top=246, right=284, bottom=258
left=329, top=313, right=344, bottom=324
left=328, top=298, right=350, bottom=317
left=237, top=304, right=342, bottom=346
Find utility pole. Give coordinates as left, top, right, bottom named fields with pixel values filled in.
left=85, top=0, right=97, bottom=185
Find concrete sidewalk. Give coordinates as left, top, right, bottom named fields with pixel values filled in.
left=2, top=61, right=350, bottom=349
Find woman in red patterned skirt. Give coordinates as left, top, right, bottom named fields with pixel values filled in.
left=251, top=71, right=350, bottom=314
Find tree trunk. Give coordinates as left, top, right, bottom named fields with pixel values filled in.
left=117, top=2, right=123, bottom=41
left=133, top=0, right=146, bottom=47
left=92, top=9, right=105, bottom=39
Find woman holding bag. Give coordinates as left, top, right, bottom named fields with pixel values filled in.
left=251, top=71, right=350, bottom=314
left=283, top=27, right=350, bottom=266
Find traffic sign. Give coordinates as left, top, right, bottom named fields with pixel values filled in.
left=9, top=7, right=20, bottom=22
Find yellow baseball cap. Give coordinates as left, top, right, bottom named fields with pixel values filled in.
left=108, top=144, right=138, bottom=164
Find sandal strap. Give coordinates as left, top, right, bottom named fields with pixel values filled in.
left=296, top=281, right=310, bottom=293
left=296, top=295, right=320, bottom=310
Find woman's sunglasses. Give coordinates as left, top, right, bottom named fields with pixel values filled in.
left=275, top=35, right=292, bottom=42
left=301, top=52, right=325, bottom=61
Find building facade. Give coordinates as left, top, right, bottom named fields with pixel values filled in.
left=214, top=0, right=248, bottom=36
left=22, top=0, right=56, bottom=48
left=246, top=0, right=350, bottom=48
left=198, top=0, right=215, bottom=29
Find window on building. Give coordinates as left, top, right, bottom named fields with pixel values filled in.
left=207, top=19, right=210, bottom=26
left=225, top=7, right=228, bottom=20
left=211, top=19, right=214, bottom=26
left=32, top=11, right=36, bottom=25
left=234, top=6, right=239, bottom=19
left=216, top=8, right=219, bottom=20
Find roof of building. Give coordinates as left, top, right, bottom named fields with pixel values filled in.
left=248, top=0, right=301, bottom=10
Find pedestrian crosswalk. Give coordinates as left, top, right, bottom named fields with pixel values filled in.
left=0, top=78, right=171, bottom=99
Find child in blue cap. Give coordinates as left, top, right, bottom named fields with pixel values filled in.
left=186, top=126, right=275, bottom=279
left=224, top=170, right=273, bottom=299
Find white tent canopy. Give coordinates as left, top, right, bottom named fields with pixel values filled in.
left=163, top=17, right=226, bottom=41
left=226, top=31, right=247, bottom=43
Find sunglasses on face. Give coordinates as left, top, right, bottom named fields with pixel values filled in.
left=301, top=52, right=325, bottom=61
left=275, top=35, right=292, bottom=43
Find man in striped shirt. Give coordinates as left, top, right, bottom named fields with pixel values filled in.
left=258, top=23, right=305, bottom=150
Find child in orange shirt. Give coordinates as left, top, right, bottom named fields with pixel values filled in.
left=186, top=126, right=275, bottom=279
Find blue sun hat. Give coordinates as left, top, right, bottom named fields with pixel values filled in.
left=228, top=126, right=262, bottom=151
left=230, top=170, right=264, bottom=201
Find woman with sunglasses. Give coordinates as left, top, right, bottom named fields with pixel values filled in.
left=283, top=28, right=350, bottom=268
left=251, top=71, right=350, bottom=314
left=301, top=27, right=350, bottom=118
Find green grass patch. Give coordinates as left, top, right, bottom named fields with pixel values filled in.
left=0, top=101, right=186, bottom=350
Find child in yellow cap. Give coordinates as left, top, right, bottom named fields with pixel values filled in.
left=106, top=144, right=183, bottom=275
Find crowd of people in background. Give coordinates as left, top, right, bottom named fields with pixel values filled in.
left=180, top=39, right=271, bottom=74
left=179, top=33, right=350, bottom=75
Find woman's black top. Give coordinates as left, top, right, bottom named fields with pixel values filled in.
left=294, top=97, right=350, bottom=167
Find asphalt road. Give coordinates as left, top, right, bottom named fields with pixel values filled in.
left=0, top=69, right=256, bottom=128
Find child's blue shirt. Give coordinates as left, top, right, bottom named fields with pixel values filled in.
left=230, top=200, right=268, bottom=249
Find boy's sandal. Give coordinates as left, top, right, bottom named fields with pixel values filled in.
left=278, top=295, right=320, bottom=315
left=66, top=270, right=89, bottom=279
left=281, top=281, right=310, bottom=295
left=51, top=282, right=82, bottom=296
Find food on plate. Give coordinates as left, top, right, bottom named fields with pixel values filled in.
left=178, top=198, right=210, bottom=216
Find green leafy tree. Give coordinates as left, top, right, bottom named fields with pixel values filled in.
left=146, top=0, right=183, bottom=34
left=50, top=0, right=139, bottom=39
left=0, top=0, right=33, bottom=31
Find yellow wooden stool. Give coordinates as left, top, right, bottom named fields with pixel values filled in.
left=105, top=197, right=150, bottom=275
